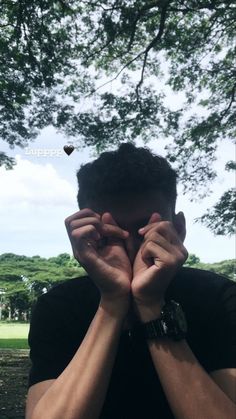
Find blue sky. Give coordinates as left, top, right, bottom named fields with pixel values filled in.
left=0, top=126, right=235, bottom=263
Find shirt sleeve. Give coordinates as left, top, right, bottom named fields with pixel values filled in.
left=28, top=293, right=81, bottom=388
left=208, top=282, right=236, bottom=372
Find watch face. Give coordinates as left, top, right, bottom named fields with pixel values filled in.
left=144, top=300, right=187, bottom=341
left=175, top=303, right=188, bottom=333
left=164, top=300, right=187, bottom=336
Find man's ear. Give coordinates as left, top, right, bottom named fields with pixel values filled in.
left=173, top=211, right=186, bottom=243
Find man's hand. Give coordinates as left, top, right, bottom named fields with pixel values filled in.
left=65, top=209, right=132, bottom=308
left=131, top=213, right=188, bottom=321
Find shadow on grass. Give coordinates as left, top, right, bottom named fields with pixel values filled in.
left=0, top=339, right=29, bottom=349
left=0, top=348, right=30, bottom=419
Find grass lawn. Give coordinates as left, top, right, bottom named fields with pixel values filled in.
left=0, top=322, right=29, bottom=349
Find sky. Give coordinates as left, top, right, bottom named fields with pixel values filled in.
left=0, top=125, right=235, bottom=263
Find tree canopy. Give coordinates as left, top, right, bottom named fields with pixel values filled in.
left=0, top=0, right=235, bottom=234
left=0, top=252, right=85, bottom=320
left=0, top=252, right=235, bottom=321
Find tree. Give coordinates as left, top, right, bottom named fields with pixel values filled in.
left=184, top=253, right=200, bottom=267
left=0, top=253, right=85, bottom=319
left=0, top=1, right=235, bottom=235
left=0, top=252, right=234, bottom=320
left=184, top=254, right=235, bottom=281
left=48, top=253, right=71, bottom=266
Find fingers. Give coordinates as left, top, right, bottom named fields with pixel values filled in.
left=101, top=213, right=129, bottom=239
left=68, top=216, right=128, bottom=240
left=64, top=208, right=101, bottom=228
left=65, top=209, right=129, bottom=263
left=101, top=212, right=118, bottom=226
left=139, top=215, right=183, bottom=245
left=69, top=223, right=99, bottom=262
left=145, top=222, right=181, bottom=245
left=137, top=213, right=188, bottom=265
left=65, top=209, right=128, bottom=239
left=148, top=212, right=162, bottom=225
left=140, top=232, right=188, bottom=267
left=138, top=212, right=162, bottom=232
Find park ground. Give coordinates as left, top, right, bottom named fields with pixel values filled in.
left=0, top=322, right=30, bottom=419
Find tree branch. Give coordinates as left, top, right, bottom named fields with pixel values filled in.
left=0, top=21, right=15, bottom=28
left=135, top=1, right=169, bottom=93
left=220, top=83, right=236, bottom=119
left=90, top=1, right=170, bottom=96
left=127, top=1, right=166, bottom=52
left=57, top=0, right=74, bottom=13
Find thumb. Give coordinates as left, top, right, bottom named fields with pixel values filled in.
left=148, top=212, right=162, bottom=224
left=101, top=212, right=124, bottom=246
left=101, top=212, right=118, bottom=226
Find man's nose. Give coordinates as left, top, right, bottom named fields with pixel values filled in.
left=125, top=234, right=142, bottom=264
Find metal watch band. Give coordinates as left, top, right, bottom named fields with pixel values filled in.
left=142, top=300, right=187, bottom=341
left=144, top=318, right=167, bottom=339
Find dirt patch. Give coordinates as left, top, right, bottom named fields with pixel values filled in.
left=0, top=349, right=31, bottom=419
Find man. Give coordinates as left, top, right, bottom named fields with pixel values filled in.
left=26, top=143, right=236, bottom=419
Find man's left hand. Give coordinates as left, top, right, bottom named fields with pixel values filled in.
left=131, top=213, right=188, bottom=321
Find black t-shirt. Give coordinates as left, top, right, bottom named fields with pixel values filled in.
left=28, top=267, right=236, bottom=418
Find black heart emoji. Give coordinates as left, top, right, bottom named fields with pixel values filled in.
left=63, top=145, right=74, bottom=156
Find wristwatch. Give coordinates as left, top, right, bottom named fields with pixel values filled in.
left=142, top=300, right=187, bottom=341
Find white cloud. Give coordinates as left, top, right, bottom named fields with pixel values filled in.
left=0, top=142, right=234, bottom=262
left=0, top=155, right=78, bottom=257
left=0, top=155, right=76, bottom=208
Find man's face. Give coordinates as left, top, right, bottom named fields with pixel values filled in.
left=90, top=190, right=184, bottom=264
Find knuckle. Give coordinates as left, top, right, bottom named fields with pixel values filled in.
left=86, top=225, right=97, bottom=235
left=71, top=229, right=79, bottom=239
left=64, top=217, right=70, bottom=227
left=169, top=255, right=178, bottom=266
left=176, top=249, right=187, bottom=264
left=177, top=253, right=185, bottom=263
left=70, top=224, right=96, bottom=239
left=149, top=231, right=158, bottom=241
left=183, top=247, right=188, bottom=258
left=82, top=208, right=100, bottom=218
left=70, top=225, right=97, bottom=241
left=145, top=240, right=153, bottom=252
left=154, top=222, right=166, bottom=234
left=70, top=220, right=78, bottom=229
left=179, top=245, right=188, bottom=259
left=102, top=224, right=122, bottom=237
left=160, top=221, right=172, bottom=229
left=80, top=207, right=92, bottom=214
left=73, top=218, right=100, bottom=229
left=140, top=242, right=146, bottom=253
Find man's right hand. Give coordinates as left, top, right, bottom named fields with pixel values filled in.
left=65, top=209, right=132, bottom=306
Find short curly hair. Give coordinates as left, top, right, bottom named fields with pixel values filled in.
left=76, top=143, right=178, bottom=211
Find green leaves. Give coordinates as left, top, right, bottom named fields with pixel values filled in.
left=0, top=0, right=235, bottom=234
left=0, top=253, right=86, bottom=319
left=194, top=188, right=236, bottom=236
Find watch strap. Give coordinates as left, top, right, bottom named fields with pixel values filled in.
left=142, top=300, right=187, bottom=341
left=143, top=317, right=168, bottom=339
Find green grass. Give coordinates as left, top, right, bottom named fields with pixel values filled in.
left=0, top=322, right=29, bottom=349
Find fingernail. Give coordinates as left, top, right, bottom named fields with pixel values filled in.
left=138, top=227, right=145, bottom=233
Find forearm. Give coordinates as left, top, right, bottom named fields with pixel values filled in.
left=32, top=299, right=127, bottom=419
left=148, top=338, right=235, bottom=419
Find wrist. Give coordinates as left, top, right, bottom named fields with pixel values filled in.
left=134, top=299, right=165, bottom=323
left=99, top=295, right=130, bottom=320
left=141, top=300, right=188, bottom=341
